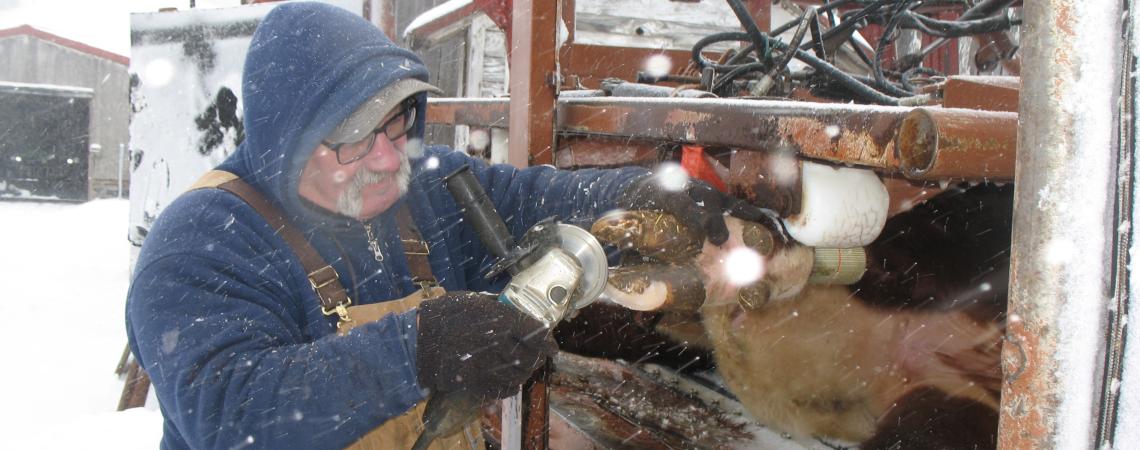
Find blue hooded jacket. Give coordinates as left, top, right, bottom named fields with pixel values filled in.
left=125, top=3, right=646, bottom=449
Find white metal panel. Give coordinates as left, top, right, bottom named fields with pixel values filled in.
left=126, top=0, right=362, bottom=247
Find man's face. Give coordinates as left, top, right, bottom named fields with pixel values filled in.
left=298, top=105, right=413, bottom=221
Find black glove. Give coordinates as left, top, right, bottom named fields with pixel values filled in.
left=617, top=175, right=772, bottom=245
left=416, top=291, right=557, bottom=399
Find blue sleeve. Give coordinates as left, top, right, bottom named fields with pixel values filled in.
left=432, top=148, right=649, bottom=237
left=126, top=194, right=423, bottom=450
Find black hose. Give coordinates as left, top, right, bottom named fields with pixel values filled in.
left=696, top=31, right=903, bottom=104
left=820, top=0, right=898, bottom=50
left=897, top=11, right=1017, bottom=38
left=808, top=10, right=827, bottom=59
left=958, top=0, right=1017, bottom=21
left=793, top=46, right=903, bottom=105
left=899, top=66, right=944, bottom=92
left=696, top=0, right=945, bottom=104
left=695, top=0, right=892, bottom=72
left=860, top=0, right=1017, bottom=75
left=770, top=0, right=858, bottom=37
left=692, top=32, right=762, bottom=72
left=725, top=44, right=758, bottom=67
left=871, top=0, right=919, bottom=96
left=848, top=73, right=905, bottom=91
left=812, top=0, right=888, bottom=71
left=847, top=36, right=875, bottom=68
left=710, top=62, right=767, bottom=94
left=771, top=9, right=816, bottom=78
left=725, top=0, right=773, bottom=63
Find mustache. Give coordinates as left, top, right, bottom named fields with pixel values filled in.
left=336, top=153, right=412, bottom=218
left=352, top=166, right=392, bottom=187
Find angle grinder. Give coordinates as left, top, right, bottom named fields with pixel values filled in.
left=410, top=164, right=608, bottom=450
left=442, top=164, right=608, bottom=325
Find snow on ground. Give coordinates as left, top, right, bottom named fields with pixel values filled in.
left=0, top=199, right=162, bottom=449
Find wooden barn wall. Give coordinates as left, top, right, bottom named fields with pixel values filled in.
left=0, top=35, right=130, bottom=199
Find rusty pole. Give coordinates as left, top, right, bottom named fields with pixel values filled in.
left=502, top=2, right=562, bottom=447
left=745, top=0, right=771, bottom=34
left=1000, top=0, right=1123, bottom=448
left=375, top=0, right=397, bottom=40
left=507, top=0, right=559, bottom=167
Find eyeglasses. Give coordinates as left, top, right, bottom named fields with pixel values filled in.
left=323, top=100, right=417, bottom=165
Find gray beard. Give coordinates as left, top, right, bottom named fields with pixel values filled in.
left=336, top=151, right=412, bottom=218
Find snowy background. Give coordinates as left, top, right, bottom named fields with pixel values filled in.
left=0, top=0, right=243, bottom=57
left=0, top=199, right=163, bottom=449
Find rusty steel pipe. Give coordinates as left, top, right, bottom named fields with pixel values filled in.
left=558, top=97, right=1019, bottom=180
left=1000, top=0, right=1123, bottom=448
left=554, top=138, right=660, bottom=169
left=896, top=108, right=1017, bottom=181
left=426, top=98, right=510, bottom=128
left=428, top=97, right=1018, bottom=181
left=557, top=97, right=911, bottom=170
left=431, top=97, right=910, bottom=171
left=941, top=76, right=1020, bottom=112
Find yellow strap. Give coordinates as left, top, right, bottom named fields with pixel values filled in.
left=187, top=170, right=240, bottom=191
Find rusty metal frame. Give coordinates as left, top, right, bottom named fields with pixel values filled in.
left=375, top=0, right=396, bottom=39
left=425, top=98, right=509, bottom=127
left=559, top=44, right=696, bottom=88
left=413, top=1, right=1045, bottom=448
left=941, top=75, right=1020, bottom=112
left=746, top=0, right=771, bottom=33
left=506, top=0, right=560, bottom=168
left=1001, top=0, right=1125, bottom=448
left=426, top=96, right=1018, bottom=181
left=502, top=1, right=563, bottom=446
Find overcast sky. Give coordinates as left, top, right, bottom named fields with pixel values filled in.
left=0, top=0, right=242, bottom=56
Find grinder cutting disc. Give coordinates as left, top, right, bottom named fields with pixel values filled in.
left=554, top=224, right=608, bottom=311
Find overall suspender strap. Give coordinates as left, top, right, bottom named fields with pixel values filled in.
left=191, top=170, right=439, bottom=326
left=193, top=171, right=355, bottom=322
left=187, top=171, right=477, bottom=450
left=396, top=206, right=437, bottom=294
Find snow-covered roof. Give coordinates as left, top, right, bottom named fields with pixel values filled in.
left=0, top=80, right=94, bottom=97
left=130, top=4, right=273, bottom=32
left=0, top=25, right=128, bottom=66
left=403, top=0, right=475, bottom=40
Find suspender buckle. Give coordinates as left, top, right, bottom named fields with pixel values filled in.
left=415, top=278, right=439, bottom=298
left=402, top=239, right=431, bottom=256
left=312, top=265, right=353, bottom=326
left=309, top=265, right=340, bottom=290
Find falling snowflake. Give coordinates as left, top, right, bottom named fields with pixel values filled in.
left=643, top=54, right=672, bottom=78
left=406, top=137, right=425, bottom=158
left=145, top=58, right=175, bottom=87
left=469, top=129, right=490, bottom=151
left=723, top=247, right=765, bottom=286
left=653, top=162, right=689, bottom=192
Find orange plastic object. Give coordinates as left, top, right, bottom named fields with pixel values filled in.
left=681, top=145, right=728, bottom=192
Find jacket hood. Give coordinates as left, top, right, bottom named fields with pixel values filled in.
left=217, top=2, right=432, bottom=224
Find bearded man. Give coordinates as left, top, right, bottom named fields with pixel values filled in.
left=125, top=3, right=746, bottom=449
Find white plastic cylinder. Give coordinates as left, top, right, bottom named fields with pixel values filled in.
left=781, top=161, right=888, bottom=247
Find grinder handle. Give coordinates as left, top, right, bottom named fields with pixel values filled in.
left=443, top=165, right=516, bottom=259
